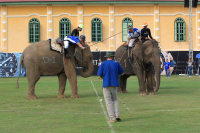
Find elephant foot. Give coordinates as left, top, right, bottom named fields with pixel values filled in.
left=122, top=90, right=128, bottom=93
left=138, top=92, right=147, bottom=96
left=26, top=94, right=37, bottom=99
left=58, top=94, right=66, bottom=98
left=147, top=91, right=155, bottom=95
left=71, top=94, right=80, bottom=98
left=154, top=88, right=159, bottom=92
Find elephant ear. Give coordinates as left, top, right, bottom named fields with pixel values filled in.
left=75, top=46, right=82, bottom=62
left=133, top=41, right=144, bottom=61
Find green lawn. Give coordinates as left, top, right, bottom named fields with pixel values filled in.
left=0, top=75, right=200, bottom=133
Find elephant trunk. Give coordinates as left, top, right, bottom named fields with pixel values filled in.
left=153, top=58, right=160, bottom=92
left=80, top=61, right=94, bottom=78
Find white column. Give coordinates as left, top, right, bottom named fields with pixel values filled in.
left=154, top=4, right=160, bottom=43
left=47, top=5, right=53, bottom=39
left=1, top=5, right=7, bottom=52
left=109, top=4, right=115, bottom=51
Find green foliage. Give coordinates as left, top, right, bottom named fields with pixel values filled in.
left=0, top=76, right=200, bottom=133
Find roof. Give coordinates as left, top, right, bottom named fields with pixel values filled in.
left=0, top=0, right=185, bottom=2
left=0, top=0, right=195, bottom=5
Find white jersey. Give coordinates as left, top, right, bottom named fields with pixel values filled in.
left=127, top=28, right=141, bottom=39
left=127, top=28, right=141, bottom=47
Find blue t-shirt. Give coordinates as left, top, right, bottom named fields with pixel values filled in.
left=65, top=36, right=80, bottom=44
left=164, top=62, right=170, bottom=69
left=98, top=60, right=124, bottom=88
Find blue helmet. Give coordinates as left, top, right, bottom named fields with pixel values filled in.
left=80, top=35, right=86, bottom=41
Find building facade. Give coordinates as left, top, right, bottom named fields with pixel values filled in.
left=0, top=0, right=200, bottom=52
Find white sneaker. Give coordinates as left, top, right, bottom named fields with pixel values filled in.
left=107, top=120, right=116, bottom=123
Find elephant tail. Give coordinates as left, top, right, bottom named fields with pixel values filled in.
left=16, top=53, right=24, bottom=89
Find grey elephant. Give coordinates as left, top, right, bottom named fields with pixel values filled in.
left=115, top=40, right=160, bottom=95
left=16, top=39, right=94, bottom=99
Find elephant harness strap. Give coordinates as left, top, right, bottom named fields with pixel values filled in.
left=132, top=54, right=151, bottom=71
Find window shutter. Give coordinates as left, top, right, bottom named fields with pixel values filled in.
left=91, top=18, right=102, bottom=42
left=100, top=22, right=102, bottom=41
left=28, top=22, right=30, bottom=43
left=183, top=22, right=186, bottom=41
left=122, top=18, right=133, bottom=42
left=174, top=17, right=185, bottom=42
left=28, top=18, right=40, bottom=43
left=59, top=18, right=70, bottom=39
left=69, top=22, right=71, bottom=36
left=38, top=21, right=40, bottom=42
left=174, top=21, right=177, bottom=41
left=59, top=21, right=60, bottom=39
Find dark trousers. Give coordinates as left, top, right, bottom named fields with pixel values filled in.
left=188, top=66, right=192, bottom=76
left=199, top=67, right=200, bottom=75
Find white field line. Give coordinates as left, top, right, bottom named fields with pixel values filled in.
left=0, top=80, right=102, bottom=84
left=90, top=81, right=115, bottom=133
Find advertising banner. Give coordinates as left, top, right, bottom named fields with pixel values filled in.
left=0, top=51, right=200, bottom=77
left=0, top=53, right=26, bottom=77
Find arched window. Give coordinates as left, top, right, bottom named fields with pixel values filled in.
left=60, top=18, right=71, bottom=39
left=91, top=18, right=102, bottom=42
left=29, top=18, right=40, bottom=43
left=174, top=17, right=186, bottom=42
left=122, top=17, right=133, bottom=42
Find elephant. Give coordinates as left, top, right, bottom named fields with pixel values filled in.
left=16, top=39, right=94, bottom=99
left=115, top=40, right=160, bottom=95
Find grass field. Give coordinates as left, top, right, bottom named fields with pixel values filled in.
left=0, top=75, right=200, bottom=133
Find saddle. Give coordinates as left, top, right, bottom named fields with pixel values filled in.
left=56, top=38, right=64, bottom=46
left=49, top=38, right=83, bottom=62
left=49, top=38, right=63, bottom=54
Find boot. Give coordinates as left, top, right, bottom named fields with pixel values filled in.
left=65, top=49, right=70, bottom=58
left=127, top=47, right=132, bottom=59
left=125, top=45, right=128, bottom=51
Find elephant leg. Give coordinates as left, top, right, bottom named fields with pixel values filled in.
left=64, top=58, right=80, bottom=98
left=57, top=72, right=67, bottom=98
left=152, top=72, right=156, bottom=91
left=122, top=75, right=130, bottom=93
left=68, top=75, right=79, bottom=98
left=118, top=75, right=129, bottom=93
left=118, top=75, right=123, bottom=93
left=143, top=71, right=148, bottom=92
left=26, top=68, right=40, bottom=99
left=135, top=69, right=147, bottom=95
left=146, top=67, right=155, bottom=95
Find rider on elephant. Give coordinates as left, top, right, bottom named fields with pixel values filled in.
left=64, top=35, right=86, bottom=58
left=71, top=24, right=84, bottom=37
left=126, top=25, right=141, bottom=58
left=141, top=22, right=154, bottom=43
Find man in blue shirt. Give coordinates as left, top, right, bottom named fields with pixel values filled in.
left=98, top=51, right=124, bottom=123
left=164, top=58, right=170, bottom=78
left=64, top=35, right=85, bottom=58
